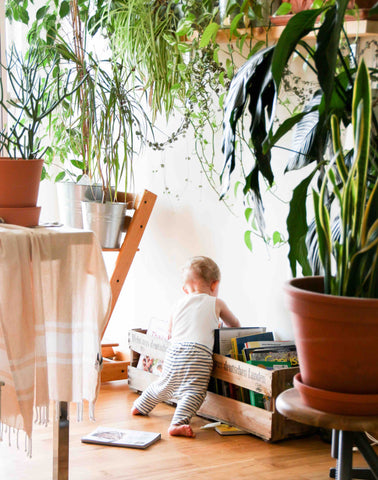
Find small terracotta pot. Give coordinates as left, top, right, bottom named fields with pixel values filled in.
left=289, top=0, right=314, bottom=14
left=0, top=206, right=41, bottom=227
left=285, top=276, right=378, bottom=414
left=0, top=157, right=44, bottom=207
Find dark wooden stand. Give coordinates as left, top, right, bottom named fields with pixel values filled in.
left=276, top=388, right=378, bottom=480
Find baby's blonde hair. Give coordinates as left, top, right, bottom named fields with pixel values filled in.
left=182, top=256, right=221, bottom=285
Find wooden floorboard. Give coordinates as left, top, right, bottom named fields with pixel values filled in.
left=0, top=381, right=374, bottom=479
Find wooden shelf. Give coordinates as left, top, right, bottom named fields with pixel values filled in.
left=215, top=16, right=378, bottom=42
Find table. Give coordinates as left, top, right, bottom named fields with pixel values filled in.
left=276, top=388, right=378, bottom=480
left=0, top=225, right=112, bottom=479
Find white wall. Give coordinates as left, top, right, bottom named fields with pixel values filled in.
left=37, top=39, right=323, bottom=351
left=39, top=108, right=298, bottom=352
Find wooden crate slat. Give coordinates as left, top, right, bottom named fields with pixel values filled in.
left=128, top=366, right=159, bottom=392
left=212, top=354, right=273, bottom=396
left=198, top=391, right=273, bottom=441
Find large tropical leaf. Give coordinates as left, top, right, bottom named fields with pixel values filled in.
left=221, top=46, right=274, bottom=197
left=285, top=91, right=322, bottom=172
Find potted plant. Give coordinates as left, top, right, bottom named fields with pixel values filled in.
left=78, top=58, right=152, bottom=249
left=0, top=44, right=79, bottom=226
left=221, top=0, right=378, bottom=414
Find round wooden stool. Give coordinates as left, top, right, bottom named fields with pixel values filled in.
left=276, top=388, right=378, bottom=480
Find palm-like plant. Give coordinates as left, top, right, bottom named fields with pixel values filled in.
left=221, top=0, right=378, bottom=280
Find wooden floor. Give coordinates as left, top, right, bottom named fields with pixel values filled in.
left=1, top=381, right=374, bottom=480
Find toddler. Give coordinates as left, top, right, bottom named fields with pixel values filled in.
left=131, top=256, right=240, bottom=437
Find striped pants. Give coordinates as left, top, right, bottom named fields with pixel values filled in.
left=133, top=342, right=213, bottom=426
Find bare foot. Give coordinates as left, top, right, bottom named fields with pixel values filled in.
left=131, top=406, right=144, bottom=415
left=168, top=424, right=196, bottom=438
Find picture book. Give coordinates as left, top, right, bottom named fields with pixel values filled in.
left=249, top=346, right=298, bottom=367
left=231, top=331, right=274, bottom=361
left=215, top=424, right=248, bottom=436
left=81, top=427, right=161, bottom=449
left=213, top=327, right=266, bottom=356
left=248, top=359, right=291, bottom=410
left=244, top=340, right=295, bottom=350
left=136, top=317, right=168, bottom=375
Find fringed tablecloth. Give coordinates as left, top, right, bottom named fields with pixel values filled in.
left=0, top=225, right=112, bottom=455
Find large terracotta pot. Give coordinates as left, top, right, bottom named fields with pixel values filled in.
left=284, top=276, right=378, bottom=414
left=0, top=157, right=44, bottom=226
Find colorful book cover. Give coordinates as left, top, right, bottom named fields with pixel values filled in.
left=213, top=327, right=266, bottom=356
left=231, top=332, right=274, bottom=361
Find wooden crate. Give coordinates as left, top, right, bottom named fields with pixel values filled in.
left=101, top=343, right=130, bottom=383
left=128, top=329, right=313, bottom=442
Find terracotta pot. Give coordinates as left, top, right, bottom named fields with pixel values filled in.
left=0, top=206, right=41, bottom=227
left=289, top=0, right=314, bottom=14
left=284, top=276, right=378, bottom=413
left=0, top=157, right=44, bottom=207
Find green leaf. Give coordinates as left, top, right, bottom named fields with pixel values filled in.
left=274, top=2, right=292, bottom=16
left=59, top=1, right=70, bottom=18
left=230, top=13, right=244, bottom=34
left=70, top=159, right=85, bottom=170
left=55, top=171, right=66, bottom=182
left=36, top=6, right=48, bottom=20
left=199, top=23, right=220, bottom=48
left=176, top=18, right=193, bottom=37
left=369, top=1, right=378, bottom=15
left=177, top=43, right=192, bottom=53
left=273, top=231, right=283, bottom=245
left=244, top=231, right=253, bottom=252
left=287, top=167, right=319, bottom=276
left=19, top=7, right=30, bottom=24
left=244, top=207, right=253, bottom=223
left=271, top=8, right=323, bottom=88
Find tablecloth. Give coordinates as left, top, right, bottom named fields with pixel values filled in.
left=0, top=224, right=112, bottom=454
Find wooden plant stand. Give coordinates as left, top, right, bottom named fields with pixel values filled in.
left=100, top=189, right=157, bottom=383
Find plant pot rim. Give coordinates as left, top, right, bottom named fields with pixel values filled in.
left=285, top=276, right=378, bottom=308
left=81, top=200, right=127, bottom=206
left=0, top=157, right=44, bottom=162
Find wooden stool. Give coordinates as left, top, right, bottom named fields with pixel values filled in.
left=276, top=388, right=378, bottom=480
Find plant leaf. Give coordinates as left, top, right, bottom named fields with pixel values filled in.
left=199, top=22, right=220, bottom=48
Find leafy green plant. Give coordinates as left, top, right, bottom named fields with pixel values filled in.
left=221, top=0, right=378, bottom=279
left=0, top=44, right=79, bottom=160
left=314, top=60, right=378, bottom=297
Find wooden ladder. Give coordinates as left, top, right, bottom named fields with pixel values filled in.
left=100, top=189, right=157, bottom=382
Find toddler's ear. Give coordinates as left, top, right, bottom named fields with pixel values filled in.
left=211, top=280, right=220, bottom=293
left=182, top=285, right=189, bottom=294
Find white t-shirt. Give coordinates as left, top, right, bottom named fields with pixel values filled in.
left=170, top=293, right=219, bottom=350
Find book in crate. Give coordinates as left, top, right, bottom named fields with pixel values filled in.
left=128, top=328, right=313, bottom=442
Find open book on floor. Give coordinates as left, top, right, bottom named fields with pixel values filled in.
left=81, top=427, right=161, bottom=449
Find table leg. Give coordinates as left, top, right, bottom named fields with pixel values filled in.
left=354, top=433, right=378, bottom=480
left=53, top=401, right=69, bottom=480
left=337, top=431, right=354, bottom=480
left=329, top=431, right=376, bottom=480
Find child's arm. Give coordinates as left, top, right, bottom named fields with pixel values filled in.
left=216, top=298, right=241, bottom=328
